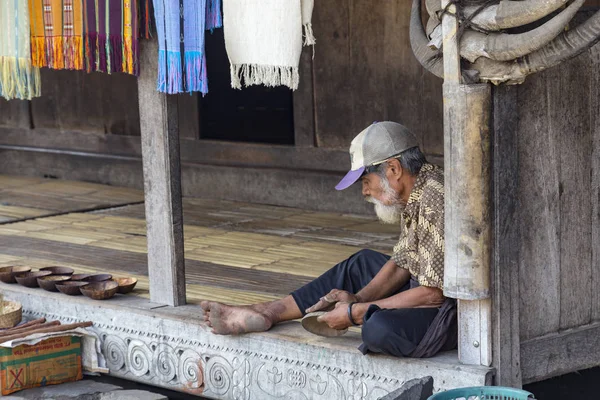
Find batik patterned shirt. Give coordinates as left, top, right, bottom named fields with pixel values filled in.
left=392, top=163, right=445, bottom=289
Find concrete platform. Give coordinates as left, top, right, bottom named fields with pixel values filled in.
left=2, top=284, right=492, bottom=399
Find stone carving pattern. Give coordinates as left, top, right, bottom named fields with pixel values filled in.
left=100, top=333, right=204, bottom=389
left=24, top=310, right=403, bottom=399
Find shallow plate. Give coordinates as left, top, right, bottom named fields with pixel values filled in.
left=301, top=311, right=348, bottom=337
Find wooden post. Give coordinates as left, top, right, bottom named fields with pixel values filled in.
left=441, top=1, right=492, bottom=367
left=491, top=85, right=522, bottom=387
left=138, top=38, right=187, bottom=306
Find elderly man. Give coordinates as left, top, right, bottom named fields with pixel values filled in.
left=201, top=121, right=457, bottom=358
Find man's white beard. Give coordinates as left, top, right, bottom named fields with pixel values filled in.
left=365, top=176, right=405, bottom=224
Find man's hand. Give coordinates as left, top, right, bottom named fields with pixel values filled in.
left=305, top=289, right=358, bottom=313
left=316, top=302, right=353, bottom=330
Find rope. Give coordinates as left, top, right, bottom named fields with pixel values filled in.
left=436, top=0, right=500, bottom=55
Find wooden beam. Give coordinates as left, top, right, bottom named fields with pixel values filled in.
left=293, top=47, right=316, bottom=147
left=441, top=0, right=460, bottom=84
left=491, top=85, right=522, bottom=387
left=443, top=83, right=492, bottom=300
left=137, top=38, right=186, bottom=306
left=521, top=322, right=600, bottom=383
left=458, top=299, right=492, bottom=367
left=0, top=127, right=444, bottom=173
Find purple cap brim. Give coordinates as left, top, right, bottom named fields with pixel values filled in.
left=335, top=167, right=365, bottom=191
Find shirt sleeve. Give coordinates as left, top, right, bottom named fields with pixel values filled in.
left=415, top=182, right=445, bottom=289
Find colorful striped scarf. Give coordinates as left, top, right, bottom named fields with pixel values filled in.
left=153, top=0, right=221, bottom=94
left=29, top=0, right=85, bottom=70
left=0, top=0, right=41, bottom=100
left=28, top=0, right=141, bottom=75
left=83, top=0, right=139, bottom=74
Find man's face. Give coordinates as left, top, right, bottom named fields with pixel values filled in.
left=361, top=169, right=404, bottom=224
left=361, top=172, right=393, bottom=205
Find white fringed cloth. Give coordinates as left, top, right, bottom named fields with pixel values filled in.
left=223, top=0, right=315, bottom=91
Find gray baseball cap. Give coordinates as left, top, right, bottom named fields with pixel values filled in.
left=335, top=121, right=419, bottom=191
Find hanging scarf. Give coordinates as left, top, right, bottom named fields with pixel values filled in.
left=139, top=0, right=154, bottom=39
left=152, top=0, right=221, bottom=94
left=28, top=0, right=140, bottom=75
left=0, top=0, right=41, bottom=100
left=29, top=0, right=85, bottom=70
left=223, top=0, right=315, bottom=91
left=83, top=0, right=140, bottom=74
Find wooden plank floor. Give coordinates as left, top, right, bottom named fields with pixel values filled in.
left=0, top=175, right=397, bottom=306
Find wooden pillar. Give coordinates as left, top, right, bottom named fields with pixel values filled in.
left=441, top=0, right=492, bottom=367
left=138, top=38, right=186, bottom=306
left=491, top=85, right=522, bottom=387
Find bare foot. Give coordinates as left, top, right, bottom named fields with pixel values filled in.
left=200, top=301, right=273, bottom=335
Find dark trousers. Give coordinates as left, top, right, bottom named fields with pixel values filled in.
left=291, top=249, right=439, bottom=357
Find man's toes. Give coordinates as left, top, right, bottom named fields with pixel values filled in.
left=200, top=301, right=211, bottom=311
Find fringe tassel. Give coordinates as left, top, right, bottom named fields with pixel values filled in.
left=43, top=37, right=65, bottom=70
left=0, top=57, right=41, bottom=100
left=157, top=50, right=183, bottom=94
left=303, top=23, right=316, bottom=46
left=63, top=36, right=84, bottom=70
left=97, top=34, right=108, bottom=72
left=133, top=37, right=140, bottom=76
left=185, top=51, right=208, bottom=94
left=33, top=36, right=83, bottom=70
left=230, top=64, right=299, bottom=90
left=85, top=33, right=98, bottom=73
left=123, top=35, right=134, bottom=74
left=108, top=35, right=123, bottom=74
left=31, top=37, right=47, bottom=68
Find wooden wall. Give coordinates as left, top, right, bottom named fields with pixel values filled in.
left=515, top=44, right=600, bottom=341
left=312, top=0, right=443, bottom=154
left=0, top=0, right=444, bottom=214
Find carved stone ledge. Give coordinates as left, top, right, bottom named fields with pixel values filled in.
left=6, top=288, right=491, bottom=399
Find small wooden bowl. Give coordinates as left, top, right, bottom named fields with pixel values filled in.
left=15, top=271, right=52, bottom=288
left=301, top=311, right=348, bottom=337
left=40, top=266, right=74, bottom=276
left=37, top=275, right=71, bottom=292
left=0, top=266, right=32, bottom=284
left=70, top=274, right=91, bottom=281
left=114, top=277, right=138, bottom=294
left=80, top=281, right=118, bottom=300
left=83, top=274, right=112, bottom=283
left=56, top=281, right=89, bottom=296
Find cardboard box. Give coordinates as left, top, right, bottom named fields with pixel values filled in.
left=0, top=335, right=82, bottom=395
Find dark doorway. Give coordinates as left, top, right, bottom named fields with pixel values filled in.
left=199, top=29, right=295, bottom=145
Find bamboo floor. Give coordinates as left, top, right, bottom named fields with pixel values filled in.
left=0, top=175, right=398, bottom=307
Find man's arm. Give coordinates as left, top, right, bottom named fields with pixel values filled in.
left=306, top=257, right=410, bottom=313
left=355, top=258, right=411, bottom=302
left=352, top=286, right=445, bottom=324
left=317, top=285, right=445, bottom=329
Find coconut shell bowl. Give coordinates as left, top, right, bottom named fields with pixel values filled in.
left=40, top=266, right=74, bottom=276
left=301, top=311, right=348, bottom=337
left=37, top=275, right=72, bottom=292
left=80, top=281, right=119, bottom=300
left=56, top=281, right=89, bottom=296
left=114, top=277, right=138, bottom=294
left=15, top=271, right=52, bottom=288
left=83, top=274, right=112, bottom=283
left=0, top=266, right=32, bottom=284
